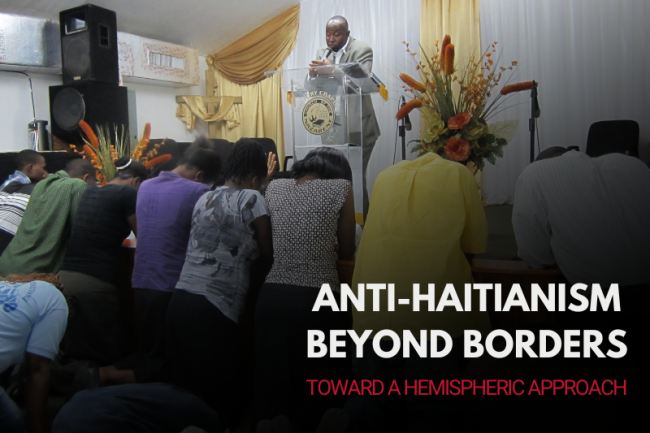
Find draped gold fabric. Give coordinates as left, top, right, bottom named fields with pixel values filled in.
left=206, top=67, right=285, bottom=167
left=175, top=96, right=239, bottom=130
left=206, top=4, right=300, bottom=85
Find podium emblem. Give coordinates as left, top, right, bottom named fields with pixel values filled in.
left=302, top=93, right=335, bottom=135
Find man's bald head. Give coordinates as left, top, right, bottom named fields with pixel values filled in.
left=327, top=16, right=349, bottom=32
left=325, top=16, right=350, bottom=52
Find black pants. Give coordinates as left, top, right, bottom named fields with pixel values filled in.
left=165, top=289, right=241, bottom=426
left=253, top=283, right=351, bottom=432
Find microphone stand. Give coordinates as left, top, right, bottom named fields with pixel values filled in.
left=399, top=96, right=407, bottom=160
left=529, top=80, right=540, bottom=163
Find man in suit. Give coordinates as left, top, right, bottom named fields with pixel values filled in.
left=309, top=16, right=380, bottom=216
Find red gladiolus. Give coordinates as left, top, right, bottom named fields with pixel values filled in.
left=444, top=136, right=471, bottom=162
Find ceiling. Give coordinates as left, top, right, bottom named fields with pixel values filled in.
left=1, top=0, right=300, bottom=55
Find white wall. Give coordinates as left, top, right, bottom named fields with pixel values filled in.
left=0, top=56, right=208, bottom=152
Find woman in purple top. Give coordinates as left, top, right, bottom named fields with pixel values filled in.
left=129, top=139, right=222, bottom=382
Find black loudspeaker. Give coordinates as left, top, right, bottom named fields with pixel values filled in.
left=60, top=4, right=118, bottom=85
left=49, top=81, right=128, bottom=145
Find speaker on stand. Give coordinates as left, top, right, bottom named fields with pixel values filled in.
left=50, top=4, right=128, bottom=146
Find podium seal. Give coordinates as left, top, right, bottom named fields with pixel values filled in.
left=302, top=93, right=335, bottom=135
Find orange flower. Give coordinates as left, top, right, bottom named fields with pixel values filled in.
left=83, top=144, right=98, bottom=159
left=444, top=44, right=455, bottom=75
left=399, top=73, right=426, bottom=92
left=440, top=35, right=451, bottom=64
left=79, top=120, right=99, bottom=148
left=444, top=136, right=471, bottom=162
left=396, top=99, right=422, bottom=120
left=448, top=112, right=472, bottom=130
left=500, top=81, right=536, bottom=95
left=144, top=154, right=172, bottom=169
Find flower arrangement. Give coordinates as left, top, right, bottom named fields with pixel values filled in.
left=397, top=35, right=535, bottom=170
left=72, top=122, right=172, bottom=184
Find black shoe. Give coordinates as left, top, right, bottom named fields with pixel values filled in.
left=317, top=408, right=355, bottom=433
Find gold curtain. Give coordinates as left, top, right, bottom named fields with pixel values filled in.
left=200, top=4, right=300, bottom=168
left=206, top=67, right=284, bottom=166
left=206, top=4, right=300, bottom=85
left=421, top=0, right=483, bottom=200
left=420, top=0, right=481, bottom=69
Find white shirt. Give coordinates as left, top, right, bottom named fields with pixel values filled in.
left=333, top=37, right=350, bottom=65
left=512, top=151, right=650, bottom=285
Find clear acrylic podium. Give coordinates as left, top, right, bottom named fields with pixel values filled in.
left=266, top=63, right=381, bottom=223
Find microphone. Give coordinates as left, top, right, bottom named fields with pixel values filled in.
left=400, top=96, right=412, bottom=131
left=320, top=48, right=332, bottom=61
left=531, top=80, right=541, bottom=119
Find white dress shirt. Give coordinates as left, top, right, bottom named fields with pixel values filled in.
left=332, top=37, right=350, bottom=64
left=512, top=151, right=650, bottom=285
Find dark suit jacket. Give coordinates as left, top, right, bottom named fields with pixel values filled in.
left=316, top=37, right=381, bottom=146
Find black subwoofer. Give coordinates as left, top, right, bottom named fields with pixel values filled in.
left=49, top=81, right=128, bottom=145
left=60, top=4, right=119, bottom=85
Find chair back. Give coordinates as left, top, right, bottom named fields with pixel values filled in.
left=586, top=120, right=640, bottom=158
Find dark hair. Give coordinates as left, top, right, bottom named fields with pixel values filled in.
left=65, top=158, right=95, bottom=179
left=292, top=147, right=352, bottom=182
left=15, top=149, right=44, bottom=171
left=535, top=146, right=569, bottom=162
left=178, top=137, right=221, bottom=184
left=223, top=138, right=268, bottom=184
left=113, top=156, right=149, bottom=182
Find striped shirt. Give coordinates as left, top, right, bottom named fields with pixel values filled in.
left=0, top=182, right=35, bottom=254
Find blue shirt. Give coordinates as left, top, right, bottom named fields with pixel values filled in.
left=0, top=281, right=68, bottom=374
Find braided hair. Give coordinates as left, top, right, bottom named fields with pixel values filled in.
left=223, top=138, right=268, bottom=184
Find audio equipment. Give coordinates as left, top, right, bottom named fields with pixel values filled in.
left=60, top=4, right=119, bottom=85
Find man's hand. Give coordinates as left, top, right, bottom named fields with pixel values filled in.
left=309, top=58, right=334, bottom=76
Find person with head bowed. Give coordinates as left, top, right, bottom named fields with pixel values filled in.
left=166, top=138, right=275, bottom=429
left=0, top=150, right=49, bottom=254
left=51, top=157, right=149, bottom=394
left=130, top=137, right=222, bottom=383
left=254, top=147, right=356, bottom=432
left=0, top=158, right=96, bottom=276
left=0, top=274, right=72, bottom=433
